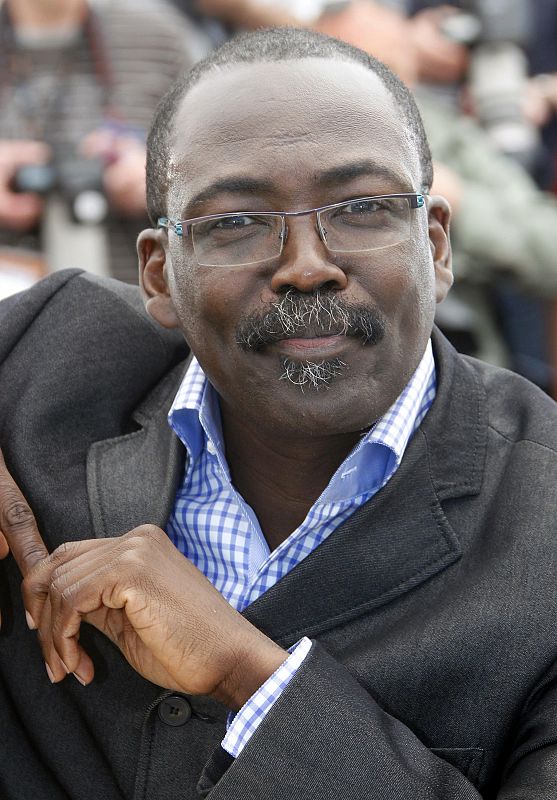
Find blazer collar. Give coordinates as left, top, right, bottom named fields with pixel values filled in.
left=86, top=356, right=191, bottom=539
left=86, top=332, right=487, bottom=642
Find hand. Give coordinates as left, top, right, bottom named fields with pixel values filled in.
left=0, top=448, right=286, bottom=706
left=313, top=1, right=417, bottom=86
left=409, top=6, right=469, bottom=84
left=23, top=527, right=288, bottom=708
left=0, top=448, right=50, bottom=628
left=523, top=74, right=557, bottom=128
left=0, top=448, right=49, bottom=572
left=80, top=129, right=147, bottom=216
left=0, top=140, right=51, bottom=231
left=195, top=0, right=301, bottom=29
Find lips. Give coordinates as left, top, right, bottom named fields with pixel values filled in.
left=275, top=333, right=349, bottom=358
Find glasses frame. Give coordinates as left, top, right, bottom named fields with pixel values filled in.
left=158, top=192, right=426, bottom=267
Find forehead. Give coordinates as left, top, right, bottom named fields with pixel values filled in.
left=168, top=58, right=421, bottom=213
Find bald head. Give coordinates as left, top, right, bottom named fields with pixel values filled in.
left=145, top=27, right=433, bottom=226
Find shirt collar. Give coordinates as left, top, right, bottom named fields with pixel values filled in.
left=168, top=357, right=223, bottom=463
left=316, top=340, right=435, bottom=503
left=168, top=341, right=435, bottom=496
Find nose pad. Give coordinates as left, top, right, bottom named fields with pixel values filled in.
left=279, top=221, right=326, bottom=248
left=316, top=215, right=326, bottom=241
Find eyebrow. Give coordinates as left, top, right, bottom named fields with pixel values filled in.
left=316, top=161, right=411, bottom=190
left=187, top=177, right=276, bottom=212
left=185, top=160, right=412, bottom=215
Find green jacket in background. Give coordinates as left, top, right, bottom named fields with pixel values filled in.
left=418, top=93, right=557, bottom=367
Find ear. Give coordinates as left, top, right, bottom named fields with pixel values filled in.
left=137, top=228, right=181, bottom=329
left=427, top=195, right=453, bottom=304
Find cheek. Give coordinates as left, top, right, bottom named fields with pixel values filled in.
left=369, top=246, right=435, bottom=323
left=169, top=260, right=252, bottom=358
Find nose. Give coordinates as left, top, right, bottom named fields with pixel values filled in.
left=270, top=215, right=348, bottom=294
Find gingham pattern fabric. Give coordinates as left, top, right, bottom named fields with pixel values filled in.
left=222, top=636, right=313, bottom=757
left=166, top=340, right=436, bottom=756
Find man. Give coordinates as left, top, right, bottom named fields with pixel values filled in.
left=0, top=27, right=556, bottom=800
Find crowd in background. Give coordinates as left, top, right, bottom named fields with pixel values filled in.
left=1, top=0, right=557, bottom=396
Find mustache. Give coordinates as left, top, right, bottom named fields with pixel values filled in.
left=236, top=289, right=386, bottom=352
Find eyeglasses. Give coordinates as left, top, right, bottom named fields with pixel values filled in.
left=158, top=192, right=425, bottom=268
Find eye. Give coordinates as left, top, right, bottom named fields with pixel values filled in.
left=326, top=197, right=406, bottom=230
left=213, top=214, right=261, bottom=230
left=341, top=198, right=394, bottom=215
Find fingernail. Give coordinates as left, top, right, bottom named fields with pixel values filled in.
left=45, top=663, right=55, bottom=683
left=25, top=611, right=36, bottom=630
left=73, top=672, right=87, bottom=686
left=61, top=661, right=70, bottom=675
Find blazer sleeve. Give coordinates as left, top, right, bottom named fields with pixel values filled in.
left=198, top=642, right=557, bottom=799
left=0, top=269, right=84, bottom=366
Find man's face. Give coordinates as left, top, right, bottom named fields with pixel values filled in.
left=141, top=58, right=451, bottom=438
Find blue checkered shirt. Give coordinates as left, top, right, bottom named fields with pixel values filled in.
left=166, top=340, right=436, bottom=757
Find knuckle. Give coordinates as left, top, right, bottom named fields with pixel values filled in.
left=50, top=571, right=70, bottom=598
left=141, top=525, right=167, bottom=550
left=126, top=524, right=158, bottom=543
left=1, top=497, right=35, bottom=531
left=52, top=541, right=76, bottom=560
left=59, top=586, right=75, bottom=607
left=122, top=526, right=159, bottom=553
left=51, top=564, right=65, bottom=584
left=22, top=544, right=48, bottom=568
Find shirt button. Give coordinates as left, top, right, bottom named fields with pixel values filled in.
left=158, top=695, right=192, bottom=727
left=207, top=440, right=217, bottom=455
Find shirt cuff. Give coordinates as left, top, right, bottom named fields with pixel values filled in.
left=221, top=636, right=313, bottom=758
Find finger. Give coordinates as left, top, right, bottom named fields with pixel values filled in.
left=48, top=566, right=111, bottom=685
left=0, top=531, right=9, bottom=559
left=22, top=539, right=114, bottom=628
left=0, top=140, right=51, bottom=170
left=0, top=449, right=49, bottom=579
left=25, top=540, right=113, bottom=685
left=49, top=588, right=95, bottom=686
left=37, top=598, right=70, bottom=684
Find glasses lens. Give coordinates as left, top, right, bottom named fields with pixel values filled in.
left=191, top=213, right=283, bottom=267
left=320, top=196, right=412, bottom=253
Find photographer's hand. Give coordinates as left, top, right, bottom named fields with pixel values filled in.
left=0, top=140, right=51, bottom=232
left=81, top=129, right=147, bottom=216
left=409, top=6, right=469, bottom=84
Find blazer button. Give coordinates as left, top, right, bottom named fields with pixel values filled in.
left=158, top=695, right=192, bottom=727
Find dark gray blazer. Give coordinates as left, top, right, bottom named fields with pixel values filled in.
left=1, top=270, right=557, bottom=800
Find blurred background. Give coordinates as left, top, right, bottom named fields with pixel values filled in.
left=1, top=0, right=557, bottom=397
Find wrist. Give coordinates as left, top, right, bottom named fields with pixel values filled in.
left=212, top=630, right=288, bottom=711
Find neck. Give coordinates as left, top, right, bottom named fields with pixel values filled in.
left=220, top=402, right=363, bottom=551
left=8, top=0, right=87, bottom=29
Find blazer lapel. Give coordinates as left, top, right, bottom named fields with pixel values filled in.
left=86, top=357, right=191, bottom=538
left=244, top=332, right=487, bottom=647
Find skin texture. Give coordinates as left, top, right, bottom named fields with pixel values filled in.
left=0, top=57, right=452, bottom=705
